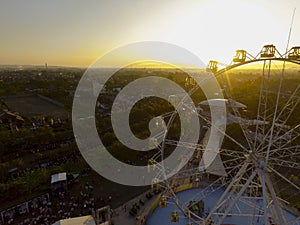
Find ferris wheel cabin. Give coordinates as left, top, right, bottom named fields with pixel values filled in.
left=170, top=211, right=179, bottom=222
left=207, top=60, right=218, bottom=73
left=260, top=44, right=276, bottom=58
left=233, top=50, right=246, bottom=63
left=288, top=46, right=300, bottom=60
left=159, top=196, right=167, bottom=208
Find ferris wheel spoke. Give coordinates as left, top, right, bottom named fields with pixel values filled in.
left=268, top=157, right=300, bottom=169
left=183, top=162, right=244, bottom=207
left=221, top=158, right=246, bottom=170
left=267, top=144, right=300, bottom=160
left=238, top=197, right=265, bottom=215
left=222, top=157, right=246, bottom=166
left=159, top=111, right=176, bottom=119
left=164, top=139, right=199, bottom=149
left=215, top=169, right=259, bottom=225
left=289, top=216, right=300, bottom=225
left=204, top=162, right=250, bottom=222
left=259, top=170, right=270, bottom=225
left=270, top=84, right=300, bottom=134
left=218, top=72, right=255, bottom=150
left=263, top=52, right=293, bottom=167
left=206, top=166, right=259, bottom=224
left=220, top=148, right=247, bottom=158
left=256, top=86, right=300, bottom=155
left=264, top=171, right=289, bottom=225
left=221, top=159, right=247, bottom=174
left=269, top=166, right=300, bottom=192
left=254, top=58, right=294, bottom=160
left=288, top=218, right=300, bottom=225
left=196, top=110, right=250, bottom=153
left=257, top=124, right=300, bottom=155
left=163, top=140, right=249, bottom=158
left=254, top=60, right=273, bottom=150
left=267, top=146, right=299, bottom=158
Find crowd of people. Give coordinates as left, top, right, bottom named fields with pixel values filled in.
left=1, top=194, right=52, bottom=225
left=0, top=182, right=113, bottom=225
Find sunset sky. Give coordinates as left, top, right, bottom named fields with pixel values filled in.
left=0, top=0, right=300, bottom=67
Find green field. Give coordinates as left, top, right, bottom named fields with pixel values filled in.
left=3, top=94, right=68, bottom=118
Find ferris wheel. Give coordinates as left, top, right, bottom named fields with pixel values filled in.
left=147, top=45, right=300, bottom=225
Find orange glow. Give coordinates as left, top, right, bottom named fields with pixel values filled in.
left=0, top=0, right=299, bottom=67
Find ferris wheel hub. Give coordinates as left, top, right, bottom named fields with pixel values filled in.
left=257, top=158, right=267, bottom=170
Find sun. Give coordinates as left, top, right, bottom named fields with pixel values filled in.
left=155, top=0, right=292, bottom=66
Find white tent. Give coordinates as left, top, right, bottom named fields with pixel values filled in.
left=199, top=99, right=246, bottom=109
left=52, top=215, right=96, bottom=225
left=51, top=172, right=67, bottom=184
left=200, top=126, right=227, bottom=177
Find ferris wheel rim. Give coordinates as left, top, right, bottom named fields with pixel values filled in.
left=214, top=58, right=300, bottom=76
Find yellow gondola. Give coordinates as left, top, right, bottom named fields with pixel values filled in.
left=288, top=46, right=300, bottom=60
left=170, top=211, right=179, bottom=222
left=233, top=50, right=246, bottom=63
left=260, top=44, right=276, bottom=58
